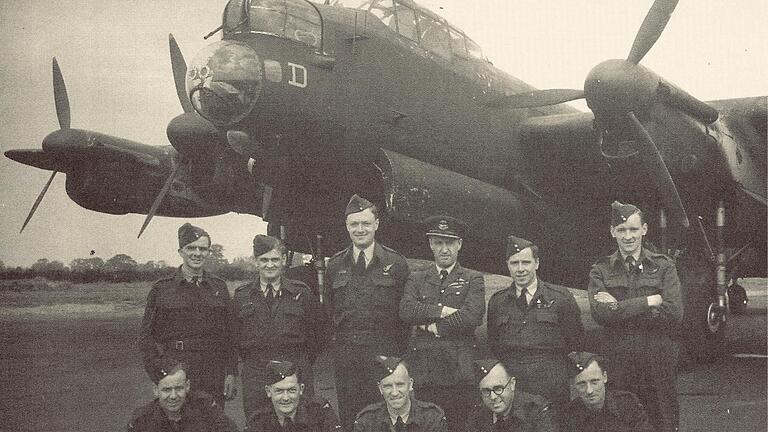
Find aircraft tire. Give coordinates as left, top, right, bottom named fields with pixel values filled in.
left=677, top=256, right=726, bottom=367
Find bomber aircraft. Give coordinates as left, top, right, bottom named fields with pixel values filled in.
left=4, top=0, right=766, bottom=364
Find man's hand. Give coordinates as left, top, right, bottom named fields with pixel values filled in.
left=440, top=306, right=458, bottom=318
left=593, top=292, right=618, bottom=304
left=224, top=374, right=237, bottom=400
left=647, top=294, right=663, bottom=307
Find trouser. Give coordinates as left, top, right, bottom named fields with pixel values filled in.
left=241, top=349, right=315, bottom=422
left=332, top=340, right=400, bottom=432
left=605, top=330, right=679, bottom=432
left=416, top=384, right=476, bottom=432
left=502, top=353, right=570, bottom=413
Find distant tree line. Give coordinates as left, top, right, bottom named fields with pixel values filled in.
left=0, top=244, right=259, bottom=283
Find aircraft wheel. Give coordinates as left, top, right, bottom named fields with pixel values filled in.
left=678, top=256, right=726, bottom=366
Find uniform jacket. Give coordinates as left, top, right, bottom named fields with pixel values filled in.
left=127, top=390, right=238, bottom=432
left=588, top=248, right=683, bottom=334
left=325, top=242, right=410, bottom=346
left=353, top=398, right=447, bottom=432
left=562, top=390, right=655, bottom=432
left=487, top=279, right=584, bottom=359
left=138, top=269, right=237, bottom=377
left=399, top=262, right=485, bottom=386
left=245, top=397, right=343, bottom=432
left=232, top=275, right=327, bottom=362
left=464, top=391, right=555, bottom=432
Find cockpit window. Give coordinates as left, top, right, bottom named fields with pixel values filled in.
left=448, top=28, right=467, bottom=58
left=417, top=13, right=450, bottom=60
left=466, top=37, right=483, bottom=60
left=393, top=3, right=418, bottom=41
left=225, top=0, right=321, bottom=49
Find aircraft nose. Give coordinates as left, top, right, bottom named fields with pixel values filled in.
left=186, top=40, right=262, bottom=127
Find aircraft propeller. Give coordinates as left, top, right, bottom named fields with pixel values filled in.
left=19, top=58, right=70, bottom=233
left=137, top=34, right=194, bottom=238
left=491, top=0, right=696, bottom=227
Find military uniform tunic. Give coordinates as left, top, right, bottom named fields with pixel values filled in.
left=127, top=390, right=238, bottom=432
left=232, top=276, right=327, bottom=420
left=325, top=242, right=410, bottom=431
left=399, top=263, right=485, bottom=430
left=464, top=391, right=555, bottom=432
left=588, top=249, right=682, bottom=432
left=139, top=270, right=237, bottom=406
left=353, top=398, right=447, bottom=432
left=245, top=397, right=343, bottom=432
left=487, top=280, right=584, bottom=409
left=562, top=390, right=655, bottom=432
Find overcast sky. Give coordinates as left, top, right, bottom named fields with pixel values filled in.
left=0, top=0, right=765, bottom=267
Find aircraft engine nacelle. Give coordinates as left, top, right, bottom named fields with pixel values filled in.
left=376, top=148, right=531, bottom=268
left=64, top=163, right=224, bottom=218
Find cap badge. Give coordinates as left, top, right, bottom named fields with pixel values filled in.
left=438, top=220, right=449, bottom=230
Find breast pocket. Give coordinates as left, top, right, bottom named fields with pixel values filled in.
left=370, top=275, right=397, bottom=306
left=637, top=274, right=663, bottom=296
left=444, top=282, right=469, bottom=307
left=602, top=275, right=629, bottom=301
left=534, top=310, right=559, bottom=325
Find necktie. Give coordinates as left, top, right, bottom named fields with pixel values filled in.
left=625, top=256, right=639, bottom=275
left=394, top=416, right=406, bottom=432
left=516, top=288, right=528, bottom=311
left=440, top=269, right=449, bottom=283
left=190, top=276, right=200, bottom=287
left=354, top=250, right=367, bottom=275
left=494, top=415, right=506, bottom=431
left=265, top=283, right=275, bottom=309
left=282, top=417, right=295, bottom=431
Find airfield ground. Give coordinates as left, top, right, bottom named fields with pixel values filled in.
left=0, top=277, right=765, bottom=431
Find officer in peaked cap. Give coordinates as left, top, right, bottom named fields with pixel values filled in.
left=353, top=355, right=446, bottom=432
left=465, top=359, right=555, bottom=432
left=128, top=358, right=239, bottom=432
left=588, top=201, right=683, bottom=432
left=486, top=234, right=583, bottom=418
left=399, top=215, right=485, bottom=432
left=138, top=223, right=236, bottom=407
left=245, top=360, right=342, bottom=432
left=232, top=235, right=327, bottom=420
left=562, top=352, right=654, bottom=432
left=325, top=194, right=410, bottom=431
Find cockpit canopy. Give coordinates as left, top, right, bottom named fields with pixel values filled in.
left=224, top=0, right=322, bottom=49
left=333, top=0, right=484, bottom=61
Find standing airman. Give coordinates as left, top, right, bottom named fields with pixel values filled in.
left=588, top=201, right=683, bottom=432
left=232, top=235, right=326, bottom=420
left=138, top=223, right=236, bottom=406
left=399, top=215, right=485, bottom=431
left=325, top=194, right=410, bottom=431
left=487, top=235, right=584, bottom=413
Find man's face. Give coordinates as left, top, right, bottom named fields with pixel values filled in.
left=429, top=236, right=462, bottom=268
left=378, top=364, right=413, bottom=411
left=610, top=213, right=647, bottom=256
left=265, top=374, right=304, bottom=418
left=479, top=364, right=515, bottom=415
left=572, top=361, right=608, bottom=411
left=254, top=248, right=286, bottom=283
left=506, top=247, right=539, bottom=289
left=178, top=236, right=210, bottom=270
left=346, top=209, right=379, bottom=249
left=154, top=370, right=190, bottom=415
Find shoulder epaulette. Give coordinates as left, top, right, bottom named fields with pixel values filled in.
left=594, top=255, right=612, bottom=265
left=543, top=282, right=572, bottom=296
left=355, top=401, right=384, bottom=418
left=380, top=243, right=405, bottom=258
left=488, top=287, right=510, bottom=301
left=234, top=281, right=251, bottom=292
left=152, top=275, right=176, bottom=285
left=416, top=399, right=445, bottom=414
left=329, top=249, right=348, bottom=260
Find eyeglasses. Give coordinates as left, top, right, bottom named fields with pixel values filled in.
left=479, top=377, right=514, bottom=398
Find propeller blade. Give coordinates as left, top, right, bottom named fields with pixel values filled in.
left=488, top=89, right=584, bottom=109
left=627, top=112, right=689, bottom=227
left=52, top=58, right=70, bottom=129
left=138, top=161, right=182, bottom=238
left=262, top=185, right=273, bottom=220
left=169, top=34, right=194, bottom=114
left=627, top=0, right=679, bottom=64
left=20, top=171, right=58, bottom=233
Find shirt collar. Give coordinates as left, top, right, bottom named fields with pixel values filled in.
left=515, top=277, right=538, bottom=298
left=352, top=243, right=376, bottom=265
left=179, top=265, right=204, bottom=283
left=260, top=277, right=281, bottom=293
left=618, top=247, right=643, bottom=263
left=387, top=398, right=411, bottom=425
left=435, top=262, right=457, bottom=275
